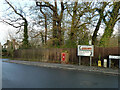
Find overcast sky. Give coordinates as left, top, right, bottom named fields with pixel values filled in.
left=0, top=0, right=17, bottom=45
left=0, top=0, right=18, bottom=45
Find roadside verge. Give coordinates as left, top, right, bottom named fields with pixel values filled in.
left=2, top=59, right=119, bottom=75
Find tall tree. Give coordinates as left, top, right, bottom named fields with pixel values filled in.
left=66, top=2, right=92, bottom=46
left=36, top=0, right=65, bottom=46
left=36, top=2, right=48, bottom=45
left=2, top=0, right=29, bottom=48
left=99, top=1, right=120, bottom=46
left=92, top=2, right=108, bottom=45
left=70, top=1, right=78, bottom=46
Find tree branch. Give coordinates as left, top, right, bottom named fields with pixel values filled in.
left=66, top=3, right=73, bottom=17
left=2, top=20, right=23, bottom=28
left=115, top=17, right=120, bottom=22
left=5, top=0, right=25, bottom=20
left=103, top=14, right=108, bottom=25
left=77, top=22, right=90, bottom=28
left=36, top=2, right=55, bottom=12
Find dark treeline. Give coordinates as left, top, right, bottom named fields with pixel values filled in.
left=1, top=1, right=120, bottom=48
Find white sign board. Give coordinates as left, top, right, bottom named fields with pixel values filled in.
left=78, top=45, right=94, bottom=56
left=109, top=55, right=120, bottom=59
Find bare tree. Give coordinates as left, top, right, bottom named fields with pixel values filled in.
left=66, top=2, right=92, bottom=46
left=36, top=0, right=65, bottom=46
left=92, top=2, right=109, bottom=45
left=35, top=2, right=48, bottom=45
left=99, top=1, right=120, bottom=46
left=2, top=0, right=29, bottom=48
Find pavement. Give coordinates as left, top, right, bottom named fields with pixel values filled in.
left=2, top=58, right=119, bottom=75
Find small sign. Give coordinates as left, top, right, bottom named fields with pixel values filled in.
left=109, top=55, right=120, bottom=59
left=98, top=60, right=101, bottom=67
left=78, top=45, right=94, bottom=56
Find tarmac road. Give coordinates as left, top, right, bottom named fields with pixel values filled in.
left=2, top=61, right=118, bottom=88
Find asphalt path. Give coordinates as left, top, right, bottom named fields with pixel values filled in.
left=2, top=61, right=118, bottom=88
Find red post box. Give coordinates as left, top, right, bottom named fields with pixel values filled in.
left=61, top=52, right=69, bottom=64
left=61, top=53, right=66, bottom=61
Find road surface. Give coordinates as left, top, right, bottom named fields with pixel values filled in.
left=2, top=61, right=118, bottom=88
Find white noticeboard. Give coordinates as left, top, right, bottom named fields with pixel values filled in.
left=78, top=45, right=94, bottom=57
left=109, top=55, right=120, bottom=59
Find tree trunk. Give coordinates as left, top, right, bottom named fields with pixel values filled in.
left=52, top=11, right=58, bottom=46
left=23, top=19, right=29, bottom=48
left=45, top=16, right=47, bottom=44
left=99, top=2, right=120, bottom=46
left=57, top=2, right=64, bottom=46
left=92, top=2, right=108, bottom=45
left=70, top=1, right=78, bottom=46
left=57, top=21, right=62, bottom=45
left=52, top=0, right=58, bottom=46
left=40, top=32, right=44, bottom=44
left=39, top=2, right=48, bottom=45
